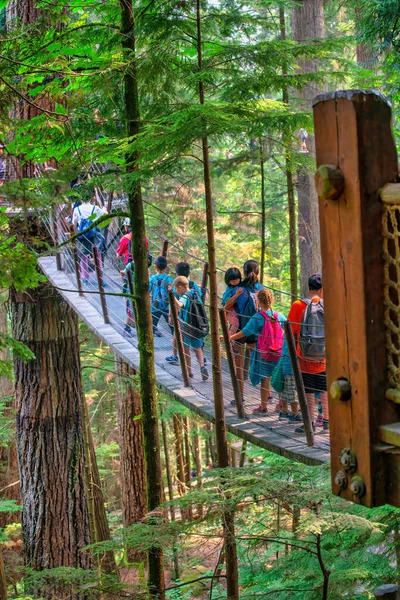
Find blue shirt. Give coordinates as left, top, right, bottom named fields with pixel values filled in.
left=222, top=285, right=239, bottom=306
left=149, top=273, right=173, bottom=312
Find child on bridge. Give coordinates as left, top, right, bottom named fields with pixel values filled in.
left=230, top=288, right=285, bottom=414
left=149, top=256, right=174, bottom=337
left=172, top=276, right=209, bottom=382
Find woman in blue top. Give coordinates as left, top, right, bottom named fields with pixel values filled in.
left=222, top=260, right=264, bottom=400
left=230, top=288, right=285, bottom=414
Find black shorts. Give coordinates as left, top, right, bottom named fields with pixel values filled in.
left=301, top=371, right=327, bottom=394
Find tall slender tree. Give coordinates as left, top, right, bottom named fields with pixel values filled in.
left=119, top=0, right=165, bottom=596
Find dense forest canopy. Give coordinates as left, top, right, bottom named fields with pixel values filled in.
left=1, top=1, right=400, bottom=599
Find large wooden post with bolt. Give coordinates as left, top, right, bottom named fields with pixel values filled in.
left=313, top=90, right=399, bottom=507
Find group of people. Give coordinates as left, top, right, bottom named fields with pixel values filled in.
left=223, top=263, right=328, bottom=434
left=73, top=207, right=328, bottom=435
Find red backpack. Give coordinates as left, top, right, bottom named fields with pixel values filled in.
left=257, top=310, right=284, bottom=361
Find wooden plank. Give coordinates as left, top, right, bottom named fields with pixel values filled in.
left=313, top=90, right=399, bottom=506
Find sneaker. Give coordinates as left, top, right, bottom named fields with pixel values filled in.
left=316, top=415, right=323, bottom=427
left=253, top=406, right=268, bottom=414
left=123, top=325, right=133, bottom=337
left=295, top=422, right=316, bottom=434
left=268, top=395, right=274, bottom=403
left=321, top=419, right=329, bottom=433
left=154, top=329, right=162, bottom=338
left=201, top=366, right=209, bottom=381
left=230, top=397, right=245, bottom=406
left=275, top=402, right=282, bottom=413
left=288, top=413, right=303, bottom=424
left=102, top=281, right=108, bottom=288
left=278, top=412, right=289, bottom=421
left=189, top=373, right=194, bottom=378
left=82, top=279, right=89, bottom=284
left=166, top=354, right=179, bottom=364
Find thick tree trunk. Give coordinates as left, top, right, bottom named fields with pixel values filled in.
left=193, top=424, right=203, bottom=518
left=183, top=417, right=193, bottom=520
left=292, top=0, right=325, bottom=295
left=115, top=359, right=146, bottom=562
left=11, top=284, right=91, bottom=597
left=0, top=299, right=19, bottom=529
left=120, top=1, right=165, bottom=596
left=259, top=142, right=266, bottom=285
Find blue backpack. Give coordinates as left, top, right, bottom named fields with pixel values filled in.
left=77, top=206, right=98, bottom=242
left=151, top=276, right=169, bottom=311
left=235, top=286, right=258, bottom=332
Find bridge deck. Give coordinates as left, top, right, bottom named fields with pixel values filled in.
left=39, top=255, right=330, bottom=466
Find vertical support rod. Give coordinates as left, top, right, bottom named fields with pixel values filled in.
left=161, top=239, right=169, bottom=257
left=92, top=246, right=109, bottom=324
left=53, top=209, right=62, bottom=271
left=201, top=262, right=209, bottom=303
left=284, top=321, right=314, bottom=447
left=168, top=290, right=190, bottom=387
left=126, top=269, right=137, bottom=325
left=219, top=308, right=246, bottom=419
left=73, top=246, right=84, bottom=297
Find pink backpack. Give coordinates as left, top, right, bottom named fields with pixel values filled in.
left=257, top=310, right=284, bottom=361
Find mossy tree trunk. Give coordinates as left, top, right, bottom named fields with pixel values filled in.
left=120, top=1, right=165, bottom=596
left=11, top=285, right=92, bottom=597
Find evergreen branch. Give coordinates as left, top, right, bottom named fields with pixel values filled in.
left=0, top=75, right=69, bottom=121
left=165, top=575, right=227, bottom=591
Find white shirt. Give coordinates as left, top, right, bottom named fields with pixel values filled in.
left=72, top=202, right=103, bottom=227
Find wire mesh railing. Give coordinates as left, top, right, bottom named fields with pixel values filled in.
left=39, top=195, right=329, bottom=449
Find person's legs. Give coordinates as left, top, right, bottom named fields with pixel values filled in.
left=152, top=311, right=161, bottom=334
left=260, top=377, right=270, bottom=411
left=194, top=347, right=205, bottom=368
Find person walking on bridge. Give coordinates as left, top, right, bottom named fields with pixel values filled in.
left=287, top=273, right=329, bottom=433
left=72, top=196, right=107, bottom=284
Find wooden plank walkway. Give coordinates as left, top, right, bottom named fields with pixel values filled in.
left=38, top=255, right=331, bottom=466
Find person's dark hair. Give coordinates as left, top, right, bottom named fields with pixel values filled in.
left=224, top=267, right=242, bottom=286
left=242, top=260, right=259, bottom=286
left=155, top=256, right=168, bottom=270
left=308, top=272, right=322, bottom=291
left=176, top=261, right=190, bottom=277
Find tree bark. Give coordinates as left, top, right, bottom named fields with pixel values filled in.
left=0, top=545, right=7, bottom=600
left=82, top=398, right=117, bottom=573
left=0, top=299, right=19, bottom=529
left=292, top=0, right=325, bottom=295
left=183, top=417, right=193, bottom=520
left=115, top=359, right=146, bottom=563
left=11, top=284, right=91, bottom=597
left=120, top=1, right=165, bottom=596
left=196, top=1, right=238, bottom=596
left=280, top=8, right=298, bottom=298
left=193, top=424, right=203, bottom=518
left=259, top=141, right=266, bottom=285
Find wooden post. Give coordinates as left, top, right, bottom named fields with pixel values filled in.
left=313, top=90, right=398, bottom=507
left=219, top=308, right=246, bottom=419
left=161, top=239, right=168, bottom=257
left=53, top=211, right=62, bottom=271
left=92, top=246, right=109, bottom=324
left=284, top=321, right=314, bottom=447
left=201, top=262, right=209, bottom=303
left=72, top=246, right=83, bottom=297
left=168, top=290, right=190, bottom=387
left=374, top=585, right=400, bottom=600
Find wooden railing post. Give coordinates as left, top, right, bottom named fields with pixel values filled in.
left=219, top=308, right=245, bottom=419
left=374, top=585, right=400, bottom=600
left=53, top=210, right=62, bottom=271
left=168, top=290, right=190, bottom=387
left=72, top=246, right=84, bottom=297
left=201, top=262, right=209, bottom=303
left=92, top=246, right=110, bottom=324
left=161, top=239, right=169, bottom=257
left=284, top=321, right=314, bottom=447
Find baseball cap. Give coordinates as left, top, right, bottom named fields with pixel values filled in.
left=308, top=273, right=322, bottom=290
left=123, top=217, right=131, bottom=227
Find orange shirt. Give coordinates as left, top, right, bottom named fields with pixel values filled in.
left=287, top=297, right=325, bottom=374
